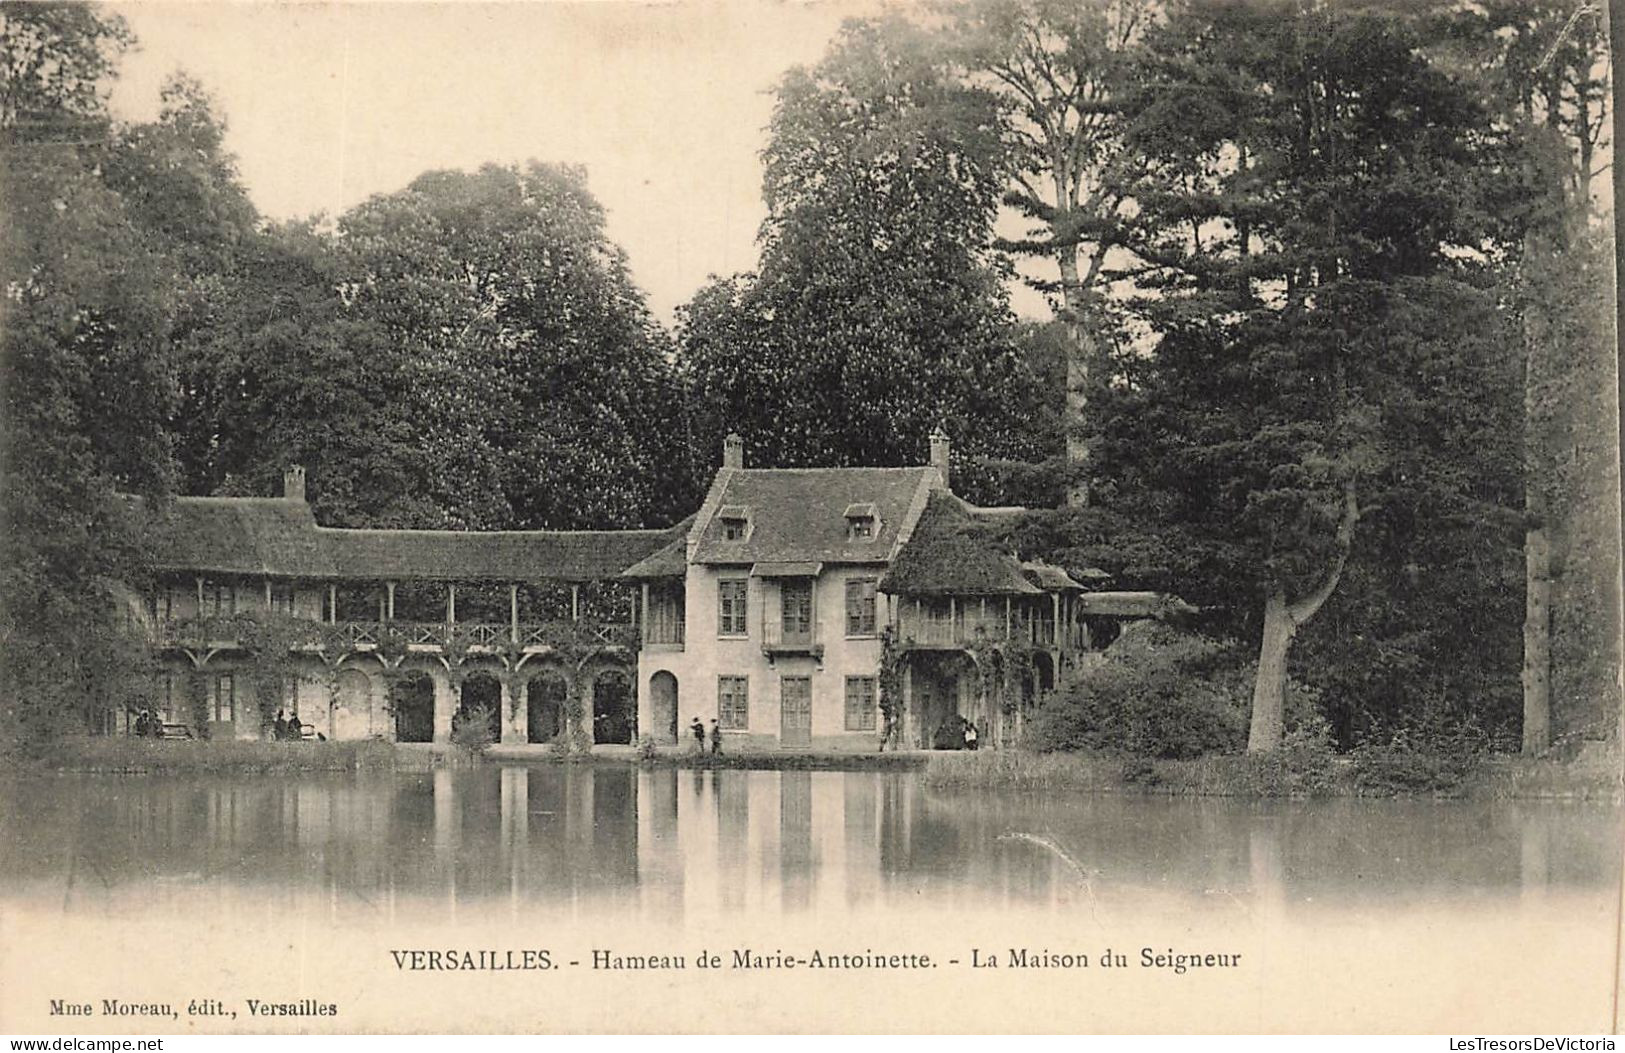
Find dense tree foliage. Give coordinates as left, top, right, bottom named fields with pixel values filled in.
left=180, top=163, right=697, bottom=530
left=2, top=1, right=1614, bottom=762
left=1025, top=0, right=1549, bottom=750
left=678, top=18, right=1058, bottom=500
left=938, top=0, right=1154, bottom=502
left=1, top=4, right=169, bottom=754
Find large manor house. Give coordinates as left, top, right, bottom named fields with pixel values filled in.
left=131, top=432, right=1169, bottom=751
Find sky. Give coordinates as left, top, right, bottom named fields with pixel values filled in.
left=103, top=0, right=1050, bottom=324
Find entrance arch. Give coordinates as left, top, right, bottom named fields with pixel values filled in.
left=1034, top=652, right=1055, bottom=693
left=526, top=670, right=568, bottom=744
left=391, top=671, right=435, bottom=743
left=908, top=651, right=977, bottom=749
left=457, top=671, right=503, bottom=742
left=648, top=671, right=678, bottom=745
left=591, top=668, right=634, bottom=745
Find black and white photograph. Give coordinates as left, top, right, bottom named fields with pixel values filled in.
left=0, top=0, right=1621, bottom=1036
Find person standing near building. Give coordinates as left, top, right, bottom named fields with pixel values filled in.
left=709, top=719, right=722, bottom=756
left=690, top=716, right=705, bottom=752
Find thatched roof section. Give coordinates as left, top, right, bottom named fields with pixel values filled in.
left=1075, top=591, right=1199, bottom=618
left=1022, top=560, right=1087, bottom=592
left=319, top=527, right=674, bottom=583
left=150, top=496, right=682, bottom=583
left=619, top=534, right=688, bottom=580
left=880, top=492, right=1038, bottom=597
left=691, top=467, right=934, bottom=565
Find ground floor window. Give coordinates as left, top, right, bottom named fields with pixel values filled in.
left=718, top=675, right=748, bottom=730
left=845, top=676, right=877, bottom=731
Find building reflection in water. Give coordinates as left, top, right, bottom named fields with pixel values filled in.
left=2, top=767, right=1618, bottom=926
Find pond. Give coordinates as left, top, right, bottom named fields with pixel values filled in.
left=1, top=765, right=1618, bottom=1033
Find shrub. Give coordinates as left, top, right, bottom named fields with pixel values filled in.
left=636, top=734, right=659, bottom=762
left=1026, top=622, right=1254, bottom=758
left=1240, top=720, right=1339, bottom=797
left=549, top=729, right=592, bottom=759
left=1349, top=717, right=1488, bottom=796
left=450, top=703, right=497, bottom=753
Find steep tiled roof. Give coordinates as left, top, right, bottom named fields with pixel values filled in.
left=880, top=492, right=1039, bottom=596
left=150, top=497, right=680, bottom=582
left=689, top=467, right=935, bottom=566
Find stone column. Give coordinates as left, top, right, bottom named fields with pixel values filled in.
left=432, top=668, right=456, bottom=745
left=499, top=675, right=520, bottom=745
left=512, top=677, right=529, bottom=744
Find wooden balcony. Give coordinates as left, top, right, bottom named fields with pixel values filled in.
left=759, top=616, right=823, bottom=663
left=895, top=606, right=1074, bottom=651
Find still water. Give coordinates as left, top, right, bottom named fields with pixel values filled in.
left=1, top=765, right=1620, bottom=1032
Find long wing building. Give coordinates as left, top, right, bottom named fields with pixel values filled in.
left=132, top=432, right=1159, bottom=751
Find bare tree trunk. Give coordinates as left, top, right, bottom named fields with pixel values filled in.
left=1522, top=263, right=1553, bottom=756
left=1058, top=245, right=1091, bottom=507
left=1247, top=481, right=1359, bottom=752
left=1523, top=500, right=1553, bottom=755
left=1248, top=591, right=1293, bottom=751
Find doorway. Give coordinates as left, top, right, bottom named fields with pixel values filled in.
left=780, top=676, right=811, bottom=747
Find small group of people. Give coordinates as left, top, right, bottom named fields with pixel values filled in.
left=689, top=715, right=723, bottom=755
left=928, top=714, right=981, bottom=751
left=272, top=710, right=306, bottom=741
left=131, top=709, right=165, bottom=738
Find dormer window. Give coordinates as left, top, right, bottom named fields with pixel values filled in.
left=844, top=503, right=878, bottom=542
left=719, top=505, right=750, bottom=542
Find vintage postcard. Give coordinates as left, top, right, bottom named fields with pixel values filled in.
left=1, top=0, right=1622, bottom=1036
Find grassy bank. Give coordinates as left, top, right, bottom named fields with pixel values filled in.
left=34, top=736, right=399, bottom=775
left=485, top=744, right=928, bottom=772
left=923, top=748, right=1623, bottom=801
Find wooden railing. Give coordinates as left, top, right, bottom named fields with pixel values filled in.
left=760, top=613, right=823, bottom=659
left=896, top=608, right=1067, bottom=650
left=157, top=617, right=639, bottom=654
left=644, top=620, right=685, bottom=646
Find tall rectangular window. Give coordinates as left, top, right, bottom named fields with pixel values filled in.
left=211, top=673, right=235, bottom=723
left=718, top=579, right=748, bottom=636
left=845, top=578, right=878, bottom=637
left=718, top=675, right=749, bottom=730
left=845, top=676, right=877, bottom=731
left=781, top=580, right=812, bottom=641
left=270, top=584, right=296, bottom=616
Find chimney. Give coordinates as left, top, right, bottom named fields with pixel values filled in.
left=722, top=433, right=745, bottom=470
left=929, top=426, right=951, bottom=491
left=283, top=465, right=306, bottom=503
